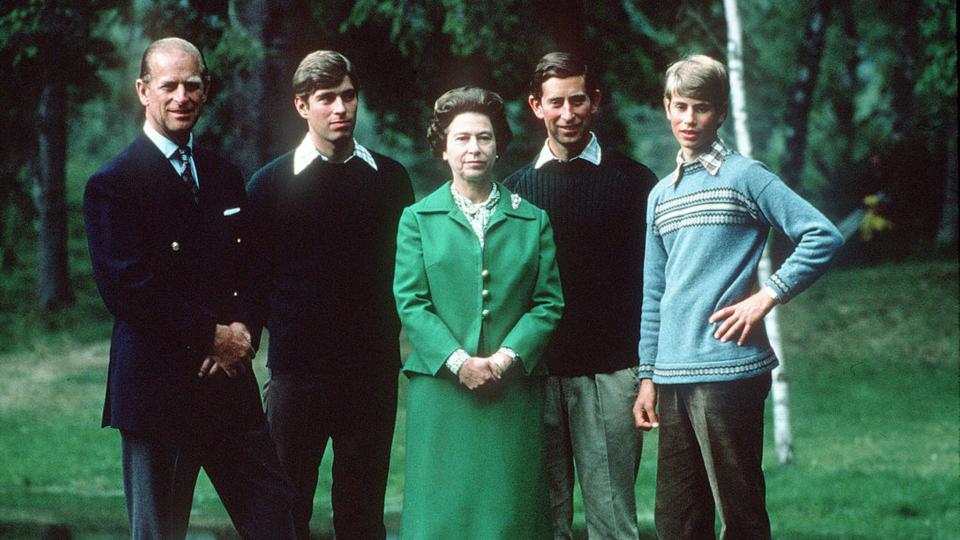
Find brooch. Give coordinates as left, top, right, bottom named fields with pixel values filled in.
left=511, top=193, right=522, bottom=210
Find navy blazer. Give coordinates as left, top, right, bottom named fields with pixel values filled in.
left=84, top=133, right=264, bottom=437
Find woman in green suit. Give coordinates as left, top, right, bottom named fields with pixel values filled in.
left=394, top=86, right=563, bottom=539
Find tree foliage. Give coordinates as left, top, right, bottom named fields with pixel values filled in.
left=0, top=1, right=125, bottom=308
left=0, top=0, right=955, bottom=299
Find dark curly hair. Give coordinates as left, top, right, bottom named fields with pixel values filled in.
left=427, top=86, right=512, bottom=158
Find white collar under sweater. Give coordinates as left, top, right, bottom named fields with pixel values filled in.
left=533, top=132, right=602, bottom=169
left=293, top=134, right=378, bottom=175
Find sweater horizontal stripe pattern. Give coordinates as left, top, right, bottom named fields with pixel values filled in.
left=653, top=187, right=761, bottom=237
left=651, top=351, right=777, bottom=381
left=639, top=152, right=843, bottom=384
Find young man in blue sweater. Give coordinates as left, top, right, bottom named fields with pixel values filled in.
left=632, top=55, right=843, bottom=539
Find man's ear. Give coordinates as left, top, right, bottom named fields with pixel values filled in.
left=717, top=105, right=728, bottom=127
left=528, top=94, right=545, bottom=119
left=294, top=95, right=310, bottom=119
left=136, top=79, right=149, bottom=107
left=663, top=97, right=671, bottom=118
left=590, top=89, right=602, bottom=113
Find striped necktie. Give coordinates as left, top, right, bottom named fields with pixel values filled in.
left=176, top=146, right=200, bottom=204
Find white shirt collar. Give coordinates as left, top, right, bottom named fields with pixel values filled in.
left=293, top=134, right=378, bottom=175
left=143, top=122, right=192, bottom=159
left=533, top=132, right=602, bottom=169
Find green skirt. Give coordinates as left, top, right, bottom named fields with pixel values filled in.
left=400, top=372, right=551, bottom=540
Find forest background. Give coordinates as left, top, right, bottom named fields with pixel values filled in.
left=0, top=0, right=957, bottom=538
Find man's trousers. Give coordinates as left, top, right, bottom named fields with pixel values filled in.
left=654, top=372, right=772, bottom=540
left=264, top=368, right=398, bottom=540
left=542, top=367, right=644, bottom=539
left=121, top=423, right=295, bottom=539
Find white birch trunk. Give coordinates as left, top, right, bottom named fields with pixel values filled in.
left=723, top=0, right=795, bottom=465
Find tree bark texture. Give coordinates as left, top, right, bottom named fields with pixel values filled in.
left=779, top=0, right=830, bottom=188
left=34, top=82, right=74, bottom=311
left=890, top=1, right=920, bottom=142
left=228, top=0, right=269, bottom=177
left=723, top=0, right=794, bottom=465
left=263, top=0, right=314, bottom=160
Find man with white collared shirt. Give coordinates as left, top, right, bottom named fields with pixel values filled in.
left=141, top=123, right=199, bottom=197
left=83, top=37, right=294, bottom=539
left=245, top=50, right=413, bottom=540
left=505, top=52, right=658, bottom=539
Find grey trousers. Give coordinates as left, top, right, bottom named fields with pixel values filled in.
left=654, top=372, right=772, bottom=540
left=542, top=367, right=644, bottom=539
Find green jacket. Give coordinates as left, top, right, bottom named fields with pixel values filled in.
left=394, top=182, right=564, bottom=376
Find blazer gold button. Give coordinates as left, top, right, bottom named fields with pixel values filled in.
left=481, top=309, right=490, bottom=319
left=236, top=237, right=242, bottom=244
left=480, top=269, right=490, bottom=280
left=171, top=241, right=180, bottom=252
left=232, top=291, right=239, bottom=297
left=481, top=289, right=490, bottom=298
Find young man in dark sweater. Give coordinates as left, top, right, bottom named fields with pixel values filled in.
left=505, top=52, right=657, bottom=539
left=244, top=50, right=413, bottom=540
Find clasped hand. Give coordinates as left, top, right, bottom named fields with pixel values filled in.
left=198, top=322, right=254, bottom=379
left=458, top=352, right=513, bottom=390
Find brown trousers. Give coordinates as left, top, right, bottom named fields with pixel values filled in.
left=655, top=372, right=772, bottom=540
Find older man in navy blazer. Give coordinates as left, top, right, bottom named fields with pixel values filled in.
left=83, top=37, right=294, bottom=538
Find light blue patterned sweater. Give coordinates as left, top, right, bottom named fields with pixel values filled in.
left=638, top=152, right=843, bottom=384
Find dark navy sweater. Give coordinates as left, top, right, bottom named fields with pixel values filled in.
left=244, top=150, right=413, bottom=375
left=505, top=148, right=657, bottom=377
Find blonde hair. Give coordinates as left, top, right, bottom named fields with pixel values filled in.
left=663, top=54, right=729, bottom=115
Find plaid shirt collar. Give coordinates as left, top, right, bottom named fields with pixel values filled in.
left=670, top=138, right=732, bottom=186
left=534, top=132, right=602, bottom=169
left=293, top=135, right=378, bottom=175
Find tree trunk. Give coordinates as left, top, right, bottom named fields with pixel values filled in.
left=262, top=0, right=313, bottom=160
left=540, top=0, right=586, bottom=56
left=779, top=0, right=830, bottom=188
left=228, top=0, right=269, bottom=177
left=937, top=113, right=958, bottom=247
left=34, top=82, right=74, bottom=311
left=723, top=0, right=751, bottom=157
left=723, top=0, right=794, bottom=465
left=830, top=0, right=859, bottom=166
left=890, top=1, right=920, bottom=143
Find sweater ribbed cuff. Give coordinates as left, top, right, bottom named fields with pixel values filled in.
left=638, top=363, right=655, bottom=380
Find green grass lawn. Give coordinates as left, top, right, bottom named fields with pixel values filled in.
left=0, top=258, right=956, bottom=539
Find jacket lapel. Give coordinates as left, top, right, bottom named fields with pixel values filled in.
left=487, top=183, right=535, bottom=234
left=135, top=134, right=203, bottom=204
left=417, top=181, right=536, bottom=238
left=416, top=181, right=473, bottom=233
